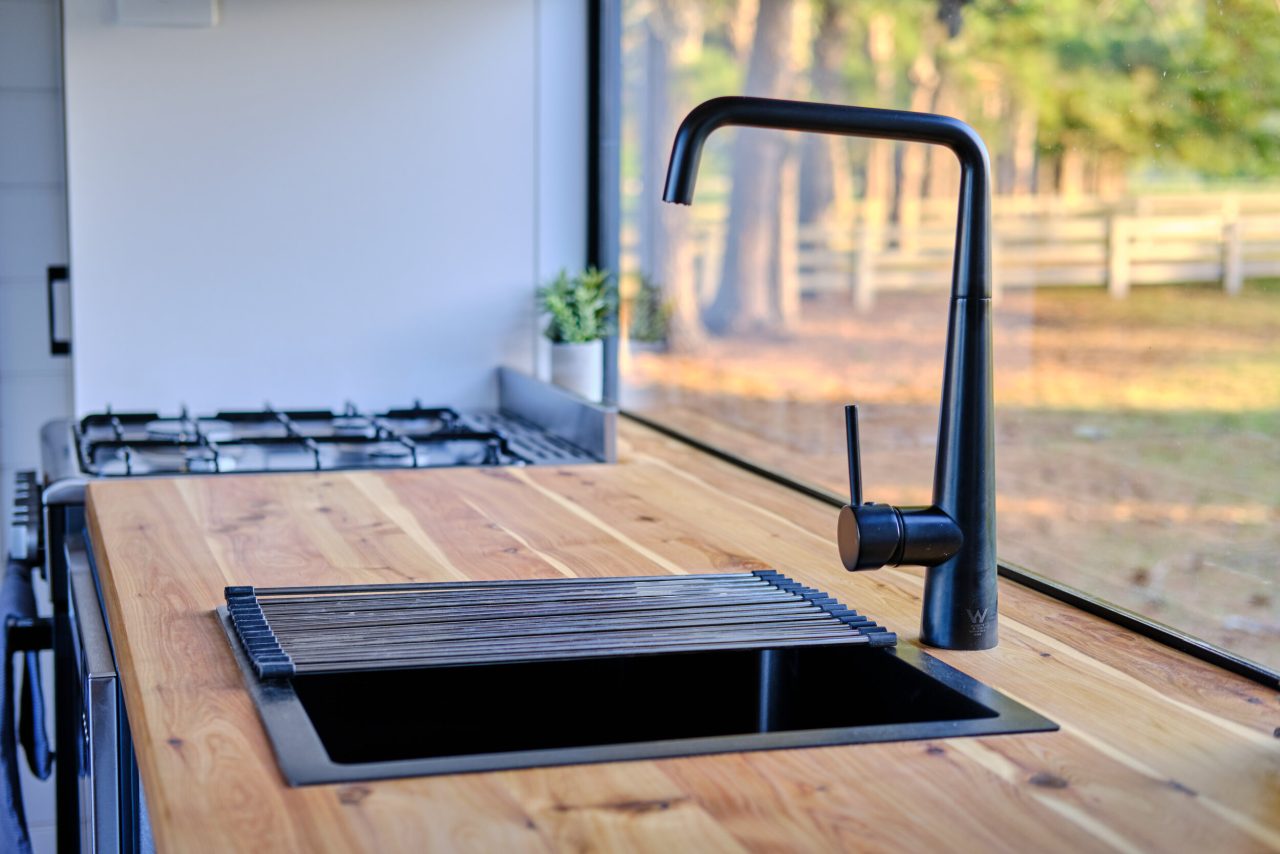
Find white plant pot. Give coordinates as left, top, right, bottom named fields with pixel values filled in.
left=550, top=340, right=604, bottom=401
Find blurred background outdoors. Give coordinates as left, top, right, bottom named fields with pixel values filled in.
left=615, top=0, right=1280, bottom=668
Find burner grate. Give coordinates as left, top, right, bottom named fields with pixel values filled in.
left=72, top=401, right=546, bottom=476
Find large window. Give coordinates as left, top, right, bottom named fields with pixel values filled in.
left=617, top=0, right=1279, bottom=671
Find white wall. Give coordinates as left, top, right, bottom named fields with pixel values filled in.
left=0, top=0, right=68, bottom=843
left=0, top=0, right=73, bottom=486
left=63, top=0, right=586, bottom=413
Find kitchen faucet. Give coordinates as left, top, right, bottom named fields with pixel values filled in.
left=663, top=96, right=996, bottom=650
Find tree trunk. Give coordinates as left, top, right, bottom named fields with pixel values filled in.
left=1096, top=151, right=1127, bottom=199
left=798, top=0, right=853, bottom=228
left=862, top=13, right=896, bottom=241
left=926, top=80, right=960, bottom=202
left=1084, top=151, right=1100, bottom=196
left=774, top=148, right=801, bottom=328
left=728, top=0, right=761, bottom=62
left=1009, top=99, right=1038, bottom=196
left=641, top=3, right=704, bottom=349
left=1036, top=156, right=1057, bottom=198
left=894, top=46, right=941, bottom=252
left=1058, top=146, right=1086, bottom=198
left=703, top=0, right=796, bottom=336
left=976, top=72, right=1011, bottom=194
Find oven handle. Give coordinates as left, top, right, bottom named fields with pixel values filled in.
left=66, top=537, right=116, bottom=680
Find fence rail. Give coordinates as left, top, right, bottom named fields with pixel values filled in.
left=622, top=192, right=1280, bottom=313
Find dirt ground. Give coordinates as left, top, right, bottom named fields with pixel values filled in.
left=622, top=284, right=1280, bottom=669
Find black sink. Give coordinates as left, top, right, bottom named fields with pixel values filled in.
left=217, top=609, right=1055, bottom=785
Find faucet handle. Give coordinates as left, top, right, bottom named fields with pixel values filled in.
left=844, top=404, right=862, bottom=506
left=839, top=403, right=894, bottom=572
left=838, top=402, right=964, bottom=573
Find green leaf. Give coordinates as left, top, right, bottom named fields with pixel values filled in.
left=537, top=267, right=617, bottom=344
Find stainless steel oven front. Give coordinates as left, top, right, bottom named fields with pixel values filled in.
left=66, top=536, right=119, bottom=854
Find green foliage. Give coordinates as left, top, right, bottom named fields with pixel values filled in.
left=628, top=275, right=673, bottom=343
left=958, top=0, right=1280, bottom=178
left=621, top=0, right=1280, bottom=192
left=538, top=267, right=617, bottom=344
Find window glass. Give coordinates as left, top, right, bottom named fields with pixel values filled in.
left=618, top=0, right=1280, bottom=670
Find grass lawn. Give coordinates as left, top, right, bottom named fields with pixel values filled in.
left=623, top=282, right=1280, bottom=669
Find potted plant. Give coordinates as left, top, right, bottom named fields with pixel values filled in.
left=538, top=267, right=615, bottom=400
left=627, top=274, right=672, bottom=353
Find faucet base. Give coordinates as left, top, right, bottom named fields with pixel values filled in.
left=920, top=558, right=999, bottom=650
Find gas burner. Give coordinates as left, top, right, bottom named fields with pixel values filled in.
left=330, top=416, right=378, bottom=439
left=430, top=420, right=473, bottom=437
left=145, top=419, right=235, bottom=444
left=366, top=442, right=413, bottom=459
left=93, top=444, right=232, bottom=476
left=184, top=449, right=235, bottom=474
left=429, top=438, right=505, bottom=467
left=330, top=441, right=412, bottom=462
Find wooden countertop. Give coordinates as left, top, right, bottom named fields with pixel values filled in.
left=86, top=420, right=1280, bottom=853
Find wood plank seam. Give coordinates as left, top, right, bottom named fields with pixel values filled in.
left=457, top=496, right=578, bottom=579
left=945, top=739, right=1143, bottom=854
left=507, top=469, right=689, bottom=575
left=347, top=473, right=471, bottom=581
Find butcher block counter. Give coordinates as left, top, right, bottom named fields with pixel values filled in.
left=85, top=419, right=1279, bottom=853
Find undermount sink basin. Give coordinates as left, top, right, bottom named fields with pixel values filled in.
left=217, top=609, right=1056, bottom=785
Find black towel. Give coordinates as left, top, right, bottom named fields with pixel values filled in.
left=2, top=560, right=53, bottom=854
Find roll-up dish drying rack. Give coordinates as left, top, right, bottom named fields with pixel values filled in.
left=224, top=570, right=896, bottom=680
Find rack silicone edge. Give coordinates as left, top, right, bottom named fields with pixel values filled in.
left=225, top=586, right=295, bottom=678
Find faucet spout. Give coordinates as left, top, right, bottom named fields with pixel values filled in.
left=662, top=96, right=997, bottom=650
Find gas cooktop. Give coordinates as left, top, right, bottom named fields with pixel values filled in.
left=72, top=401, right=594, bottom=477
left=39, top=369, right=615, bottom=507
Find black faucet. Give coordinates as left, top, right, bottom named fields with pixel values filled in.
left=663, top=96, right=996, bottom=650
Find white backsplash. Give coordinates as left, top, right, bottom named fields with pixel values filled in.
left=62, top=0, right=587, bottom=414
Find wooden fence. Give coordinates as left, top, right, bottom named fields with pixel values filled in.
left=623, top=192, right=1280, bottom=312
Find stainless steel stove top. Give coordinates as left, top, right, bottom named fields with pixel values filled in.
left=41, top=368, right=616, bottom=505
left=74, top=404, right=537, bottom=476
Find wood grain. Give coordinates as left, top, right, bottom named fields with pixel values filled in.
left=86, top=420, right=1280, bottom=853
